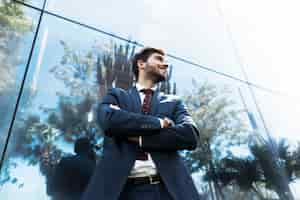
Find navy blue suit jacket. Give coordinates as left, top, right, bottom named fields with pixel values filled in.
left=82, top=86, right=201, bottom=200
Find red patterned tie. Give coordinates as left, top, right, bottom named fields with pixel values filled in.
left=141, top=89, right=153, bottom=114
left=136, top=89, right=153, bottom=161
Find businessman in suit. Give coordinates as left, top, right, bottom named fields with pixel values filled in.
left=82, top=47, right=201, bottom=200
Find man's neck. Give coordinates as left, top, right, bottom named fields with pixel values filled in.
left=136, top=79, right=156, bottom=89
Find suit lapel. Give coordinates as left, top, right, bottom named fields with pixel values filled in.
left=149, top=88, right=160, bottom=115
left=128, top=86, right=160, bottom=115
left=128, top=87, right=142, bottom=113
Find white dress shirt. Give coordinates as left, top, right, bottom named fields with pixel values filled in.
left=128, top=83, right=160, bottom=177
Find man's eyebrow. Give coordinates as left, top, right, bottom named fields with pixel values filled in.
left=155, top=55, right=164, bottom=61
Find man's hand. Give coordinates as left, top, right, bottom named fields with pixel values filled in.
left=162, top=117, right=175, bottom=128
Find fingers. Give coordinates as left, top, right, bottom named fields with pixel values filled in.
left=163, top=117, right=175, bottom=128
left=167, top=118, right=175, bottom=127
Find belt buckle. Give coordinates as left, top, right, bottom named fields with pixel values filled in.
left=149, top=175, right=160, bottom=185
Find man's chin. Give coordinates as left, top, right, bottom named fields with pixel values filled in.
left=154, top=75, right=166, bottom=83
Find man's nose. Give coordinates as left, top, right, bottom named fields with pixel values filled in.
left=159, top=63, right=169, bottom=69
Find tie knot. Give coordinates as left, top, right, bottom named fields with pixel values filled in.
left=140, top=89, right=153, bottom=95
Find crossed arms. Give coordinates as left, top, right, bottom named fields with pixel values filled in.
left=97, top=89, right=199, bottom=151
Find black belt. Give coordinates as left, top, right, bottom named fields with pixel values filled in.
left=127, top=175, right=161, bottom=185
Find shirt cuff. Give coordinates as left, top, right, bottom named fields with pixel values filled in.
left=159, top=118, right=164, bottom=128
left=139, top=136, right=142, bottom=147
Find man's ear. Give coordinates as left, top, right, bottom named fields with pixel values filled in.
left=137, top=59, right=145, bottom=70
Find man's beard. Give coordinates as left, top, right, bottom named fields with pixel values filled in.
left=146, top=64, right=167, bottom=83
left=148, top=71, right=166, bottom=83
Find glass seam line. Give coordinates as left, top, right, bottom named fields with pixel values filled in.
left=0, top=0, right=47, bottom=171
left=12, top=0, right=289, bottom=97
left=214, top=0, right=278, bottom=151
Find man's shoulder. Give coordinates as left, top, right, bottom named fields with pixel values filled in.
left=108, top=87, right=126, bottom=92
left=107, top=87, right=130, bottom=95
left=160, top=92, right=181, bottom=102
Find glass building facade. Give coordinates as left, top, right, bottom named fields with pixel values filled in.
left=0, top=0, right=299, bottom=199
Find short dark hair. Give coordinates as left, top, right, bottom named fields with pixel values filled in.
left=132, top=47, right=165, bottom=80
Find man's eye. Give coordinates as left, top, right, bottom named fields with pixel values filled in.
left=156, top=57, right=163, bottom=61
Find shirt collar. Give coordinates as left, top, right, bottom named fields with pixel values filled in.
left=135, top=83, right=157, bottom=92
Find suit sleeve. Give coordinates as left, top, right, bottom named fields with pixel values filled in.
left=141, top=98, right=200, bottom=152
left=97, top=88, right=162, bottom=137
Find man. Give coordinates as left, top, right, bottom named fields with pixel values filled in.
left=82, top=47, right=201, bottom=200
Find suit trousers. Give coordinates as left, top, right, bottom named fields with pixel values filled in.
left=118, top=181, right=174, bottom=200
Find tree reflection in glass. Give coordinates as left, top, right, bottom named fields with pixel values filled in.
left=0, top=37, right=176, bottom=199
left=0, top=0, right=35, bottom=156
